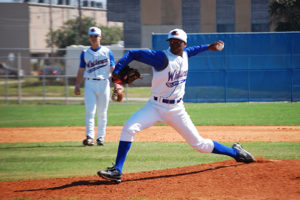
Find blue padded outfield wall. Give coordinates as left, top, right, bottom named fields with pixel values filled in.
left=152, top=32, right=300, bottom=102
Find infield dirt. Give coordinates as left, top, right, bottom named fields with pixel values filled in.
left=0, top=126, right=299, bottom=200
left=1, top=125, right=300, bottom=143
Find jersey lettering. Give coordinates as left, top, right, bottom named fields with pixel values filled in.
left=167, top=70, right=188, bottom=81
left=86, top=58, right=108, bottom=68
left=166, top=79, right=186, bottom=88
left=87, top=64, right=107, bottom=73
left=166, top=70, right=188, bottom=87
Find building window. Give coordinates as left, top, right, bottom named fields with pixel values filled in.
left=96, top=2, right=103, bottom=8
left=182, top=0, right=201, bottom=33
left=252, top=24, right=269, bottom=32
left=216, top=0, right=235, bottom=32
left=83, top=0, right=89, bottom=7
left=217, top=24, right=235, bottom=32
left=251, top=0, right=270, bottom=32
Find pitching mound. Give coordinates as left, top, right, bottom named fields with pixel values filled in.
left=0, top=159, right=299, bottom=200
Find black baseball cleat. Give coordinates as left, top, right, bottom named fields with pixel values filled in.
left=82, top=136, right=94, bottom=146
left=97, top=166, right=122, bottom=183
left=96, top=138, right=104, bottom=146
left=232, top=143, right=255, bottom=163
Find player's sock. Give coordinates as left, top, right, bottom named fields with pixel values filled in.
left=114, top=141, right=132, bottom=174
left=212, top=140, right=238, bottom=158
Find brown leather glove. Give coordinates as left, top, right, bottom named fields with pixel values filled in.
left=112, top=65, right=141, bottom=85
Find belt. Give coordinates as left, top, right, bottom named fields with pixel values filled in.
left=153, top=96, right=182, bottom=104
left=86, top=78, right=104, bottom=81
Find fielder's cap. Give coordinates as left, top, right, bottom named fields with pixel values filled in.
left=167, top=28, right=187, bottom=43
left=88, top=27, right=101, bottom=36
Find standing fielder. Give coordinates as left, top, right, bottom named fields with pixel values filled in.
left=98, top=29, right=255, bottom=183
left=74, top=27, right=115, bottom=146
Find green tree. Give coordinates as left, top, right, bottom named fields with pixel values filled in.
left=269, top=0, right=300, bottom=31
left=47, top=17, right=123, bottom=49
left=100, top=26, right=124, bottom=45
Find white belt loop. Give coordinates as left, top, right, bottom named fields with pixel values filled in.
left=158, top=96, right=162, bottom=103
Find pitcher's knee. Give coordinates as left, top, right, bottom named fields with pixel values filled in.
left=192, top=139, right=214, bottom=153
left=120, top=123, right=141, bottom=142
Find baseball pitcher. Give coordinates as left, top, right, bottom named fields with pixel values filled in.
left=98, top=29, right=255, bottom=183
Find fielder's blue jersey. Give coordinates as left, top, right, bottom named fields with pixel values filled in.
left=113, top=44, right=209, bottom=74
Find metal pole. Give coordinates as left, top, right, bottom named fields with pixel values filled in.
left=17, top=53, right=22, bottom=104
left=42, top=73, right=46, bottom=104
left=77, top=0, right=82, bottom=44
left=65, top=75, right=69, bottom=105
left=5, top=69, right=8, bottom=104
left=49, top=0, right=54, bottom=58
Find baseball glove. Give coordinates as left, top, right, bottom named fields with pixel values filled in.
left=111, top=84, right=125, bottom=102
left=112, top=65, right=141, bottom=85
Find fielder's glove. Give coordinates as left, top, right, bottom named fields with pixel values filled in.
left=112, top=65, right=141, bottom=85
left=111, top=84, right=125, bottom=102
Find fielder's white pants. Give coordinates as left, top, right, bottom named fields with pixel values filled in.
left=120, top=99, right=214, bottom=153
left=84, top=79, right=110, bottom=140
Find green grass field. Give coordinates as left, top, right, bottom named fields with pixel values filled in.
left=0, top=142, right=299, bottom=182
left=0, top=102, right=299, bottom=182
left=0, top=102, right=299, bottom=127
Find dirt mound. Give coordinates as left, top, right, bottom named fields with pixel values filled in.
left=0, top=159, right=299, bottom=200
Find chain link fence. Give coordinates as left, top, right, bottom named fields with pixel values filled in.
left=0, top=47, right=151, bottom=104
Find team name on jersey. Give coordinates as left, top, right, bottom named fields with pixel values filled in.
left=166, top=70, right=188, bottom=88
left=86, top=58, right=108, bottom=69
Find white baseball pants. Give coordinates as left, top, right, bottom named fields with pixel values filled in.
left=120, top=99, right=214, bottom=153
left=84, top=79, right=110, bottom=140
